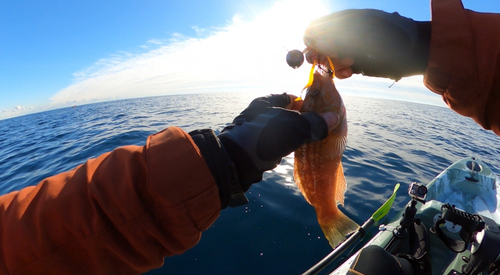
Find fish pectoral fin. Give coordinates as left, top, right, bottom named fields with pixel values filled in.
left=326, top=135, right=347, bottom=160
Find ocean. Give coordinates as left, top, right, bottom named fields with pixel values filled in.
left=0, top=93, right=499, bottom=274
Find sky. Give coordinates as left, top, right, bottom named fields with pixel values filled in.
left=2, top=0, right=500, bottom=120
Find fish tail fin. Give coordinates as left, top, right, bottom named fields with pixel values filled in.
left=318, top=209, right=359, bottom=248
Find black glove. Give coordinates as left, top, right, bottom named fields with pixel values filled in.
left=304, top=9, right=431, bottom=81
left=189, top=94, right=328, bottom=208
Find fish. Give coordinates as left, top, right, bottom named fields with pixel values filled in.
left=294, top=70, right=358, bottom=248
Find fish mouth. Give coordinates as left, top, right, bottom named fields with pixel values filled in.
left=305, top=51, right=335, bottom=77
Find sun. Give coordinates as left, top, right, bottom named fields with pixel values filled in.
left=256, top=0, right=331, bottom=50
left=50, top=0, right=333, bottom=106
left=225, top=0, right=332, bottom=95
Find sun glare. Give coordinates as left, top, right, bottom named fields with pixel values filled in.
left=50, top=0, right=333, bottom=106
left=214, top=0, right=332, bottom=97
left=256, top=0, right=330, bottom=50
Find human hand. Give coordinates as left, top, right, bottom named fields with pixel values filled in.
left=189, top=93, right=338, bottom=208
left=303, top=9, right=431, bottom=81
left=218, top=93, right=339, bottom=192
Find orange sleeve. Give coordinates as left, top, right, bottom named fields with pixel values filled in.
left=0, top=127, right=221, bottom=274
left=424, top=0, right=500, bottom=135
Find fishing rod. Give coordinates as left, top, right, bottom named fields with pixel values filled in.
left=302, top=183, right=400, bottom=275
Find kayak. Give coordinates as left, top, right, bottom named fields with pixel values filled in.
left=306, top=157, right=500, bottom=275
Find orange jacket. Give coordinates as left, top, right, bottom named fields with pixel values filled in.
left=0, top=127, right=221, bottom=274
left=424, top=0, right=500, bottom=135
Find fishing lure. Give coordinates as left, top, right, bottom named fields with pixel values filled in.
left=286, top=48, right=336, bottom=100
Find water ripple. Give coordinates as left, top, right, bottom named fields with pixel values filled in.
left=0, top=94, right=499, bottom=274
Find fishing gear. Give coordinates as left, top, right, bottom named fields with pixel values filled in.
left=302, top=183, right=400, bottom=275
left=286, top=49, right=305, bottom=69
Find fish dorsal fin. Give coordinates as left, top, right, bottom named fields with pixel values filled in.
left=335, top=162, right=347, bottom=206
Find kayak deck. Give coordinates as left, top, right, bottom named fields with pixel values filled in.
left=331, top=157, right=500, bottom=275
left=426, top=157, right=499, bottom=221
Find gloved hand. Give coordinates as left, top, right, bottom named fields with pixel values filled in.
left=189, top=93, right=338, bottom=208
left=303, top=9, right=431, bottom=81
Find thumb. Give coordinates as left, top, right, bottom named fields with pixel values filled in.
left=321, top=112, right=340, bottom=132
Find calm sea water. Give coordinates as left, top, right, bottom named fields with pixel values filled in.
left=0, top=93, right=499, bottom=274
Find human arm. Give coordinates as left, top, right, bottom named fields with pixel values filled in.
left=0, top=94, right=337, bottom=274
left=302, top=9, right=431, bottom=81
left=303, top=0, right=500, bottom=136
left=0, top=127, right=221, bottom=274
left=424, top=0, right=500, bottom=135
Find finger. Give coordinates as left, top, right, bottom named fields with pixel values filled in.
left=285, top=94, right=297, bottom=109
left=246, top=93, right=291, bottom=109
left=306, top=50, right=340, bottom=65
left=305, top=55, right=354, bottom=79
left=306, top=52, right=354, bottom=70
left=338, top=57, right=355, bottom=68
left=292, top=98, right=303, bottom=111
left=330, top=57, right=354, bottom=72
left=321, top=112, right=340, bottom=132
left=335, top=67, right=354, bottom=79
left=313, top=39, right=338, bottom=58
left=287, top=95, right=303, bottom=111
left=303, top=14, right=340, bottom=54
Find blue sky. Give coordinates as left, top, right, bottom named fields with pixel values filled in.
left=1, top=0, right=500, bottom=119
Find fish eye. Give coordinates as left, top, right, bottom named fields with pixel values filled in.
left=310, top=89, right=320, bottom=98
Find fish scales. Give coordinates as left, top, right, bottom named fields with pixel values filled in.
left=294, top=71, right=358, bottom=248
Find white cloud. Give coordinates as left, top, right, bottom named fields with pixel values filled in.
left=191, top=26, right=207, bottom=36
left=336, top=75, right=446, bottom=107
left=147, top=39, right=162, bottom=45
left=49, top=0, right=444, bottom=109
left=50, top=0, right=328, bottom=106
left=0, top=105, right=41, bottom=119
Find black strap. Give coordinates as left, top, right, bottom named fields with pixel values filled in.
left=431, top=204, right=485, bottom=253
left=189, top=129, right=248, bottom=209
